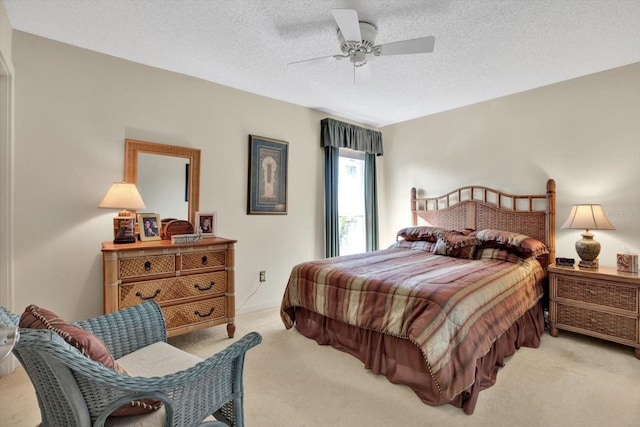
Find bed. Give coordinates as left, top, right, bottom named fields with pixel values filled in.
left=280, top=179, right=556, bottom=414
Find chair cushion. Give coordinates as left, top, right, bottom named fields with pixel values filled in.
left=19, top=305, right=162, bottom=417
left=107, top=342, right=208, bottom=427
left=115, top=341, right=203, bottom=375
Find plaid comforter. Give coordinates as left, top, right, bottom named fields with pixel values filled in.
left=280, top=247, right=545, bottom=400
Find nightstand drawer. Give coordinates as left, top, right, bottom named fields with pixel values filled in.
left=181, top=250, right=226, bottom=272
left=556, top=304, right=637, bottom=342
left=119, top=254, right=176, bottom=279
left=163, top=297, right=227, bottom=330
left=119, top=271, right=228, bottom=308
left=556, top=276, right=637, bottom=312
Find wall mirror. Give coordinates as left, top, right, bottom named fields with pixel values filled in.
left=124, top=139, right=200, bottom=225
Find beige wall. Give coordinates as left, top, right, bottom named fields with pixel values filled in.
left=380, top=62, right=640, bottom=265
left=0, top=2, right=14, bottom=313
left=11, top=31, right=335, bottom=319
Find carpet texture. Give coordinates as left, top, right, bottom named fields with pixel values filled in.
left=1, top=307, right=638, bottom=426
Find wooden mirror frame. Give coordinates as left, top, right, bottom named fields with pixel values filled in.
left=124, top=139, right=201, bottom=225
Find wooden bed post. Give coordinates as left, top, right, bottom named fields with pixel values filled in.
left=546, top=179, right=556, bottom=263
left=411, top=187, right=417, bottom=226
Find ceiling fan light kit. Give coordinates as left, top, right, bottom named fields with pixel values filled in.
left=337, top=21, right=377, bottom=67
left=288, top=8, right=435, bottom=70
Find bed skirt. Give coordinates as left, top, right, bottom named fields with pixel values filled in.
left=287, top=300, right=544, bottom=414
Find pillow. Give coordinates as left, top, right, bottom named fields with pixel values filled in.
left=470, top=229, right=549, bottom=258
left=397, top=226, right=448, bottom=242
left=476, top=247, right=526, bottom=264
left=389, top=240, right=437, bottom=253
left=434, top=232, right=482, bottom=259
left=19, top=305, right=162, bottom=417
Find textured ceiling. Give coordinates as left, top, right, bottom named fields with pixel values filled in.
left=4, top=0, right=640, bottom=127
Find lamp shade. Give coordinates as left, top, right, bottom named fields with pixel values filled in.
left=560, top=204, right=615, bottom=231
left=98, top=182, right=146, bottom=210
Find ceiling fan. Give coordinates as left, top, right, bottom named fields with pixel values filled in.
left=289, top=9, right=435, bottom=69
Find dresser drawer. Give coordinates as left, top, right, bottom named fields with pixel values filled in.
left=556, top=303, right=637, bottom=342
left=162, top=297, right=227, bottom=330
left=556, top=276, right=637, bottom=312
left=119, top=254, right=175, bottom=279
left=119, top=271, right=227, bottom=308
left=181, top=250, right=226, bottom=272
left=103, top=237, right=236, bottom=338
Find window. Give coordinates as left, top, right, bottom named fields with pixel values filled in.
left=338, top=149, right=366, bottom=255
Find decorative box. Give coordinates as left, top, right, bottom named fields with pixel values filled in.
left=170, top=234, right=203, bottom=244
left=161, top=220, right=195, bottom=240
left=616, top=252, right=638, bottom=273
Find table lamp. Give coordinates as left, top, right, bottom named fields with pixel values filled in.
left=561, top=204, right=615, bottom=269
left=98, top=182, right=146, bottom=243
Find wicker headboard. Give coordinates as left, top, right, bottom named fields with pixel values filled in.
left=411, top=179, right=556, bottom=262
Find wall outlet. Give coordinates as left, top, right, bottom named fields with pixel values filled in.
left=259, top=271, right=266, bottom=282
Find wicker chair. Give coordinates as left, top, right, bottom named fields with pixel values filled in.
left=0, top=300, right=262, bottom=427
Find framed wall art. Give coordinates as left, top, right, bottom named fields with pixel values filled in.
left=137, top=213, right=162, bottom=241
left=247, top=135, right=288, bottom=215
left=195, top=211, right=217, bottom=237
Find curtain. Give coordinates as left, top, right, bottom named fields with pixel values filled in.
left=324, top=146, right=340, bottom=258
left=321, top=118, right=383, bottom=257
left=320, top=118, right=383, bottom=155
left=364, top=153, right=379, bottom=252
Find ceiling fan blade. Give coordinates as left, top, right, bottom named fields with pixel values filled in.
left=376, top=36, right=435, bottom=56
left=332, top=9, right=361, bottom=42
left=287, top=54, right=347, bottom=66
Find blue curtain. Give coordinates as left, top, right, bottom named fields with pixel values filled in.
left=321, top=118, right=383, bottom=257
left=364, top=153, right=379, bottom=252
left=324, top=146, right=340, bottom=258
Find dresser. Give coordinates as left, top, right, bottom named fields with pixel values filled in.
left=548, top=264, right=640, bottom=359
left=102, top=237, right=236, bottom=338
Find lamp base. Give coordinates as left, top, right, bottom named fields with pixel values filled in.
left=113, top=216, right=136, bottom=244
left=575, top=231, right=601, bottom=269
left=578, top=258, right=599, bottom=269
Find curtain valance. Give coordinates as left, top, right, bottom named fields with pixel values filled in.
left=320, top=118, right=383, bottom=156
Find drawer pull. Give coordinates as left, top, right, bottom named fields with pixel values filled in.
left=589, top=290, right=598, bottom=296
left=195, top=307, right=215, bottom=318
left=135, top=289, right=161, bottom=300
left=144, top=261, right=152, bottom=271
left=201, top=256, right=208, bottom=265
left=195, top=282, right=215, bottom=291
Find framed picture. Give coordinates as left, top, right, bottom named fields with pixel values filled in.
left=195, top=211, right=217, bottom=236
left=137, top=213, right=162, bottom=241
left=247, top=135, right=288, bottom=214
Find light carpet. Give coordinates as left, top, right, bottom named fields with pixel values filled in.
left=1, top=307, right=639, bottom=427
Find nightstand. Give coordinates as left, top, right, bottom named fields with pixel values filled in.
left=548, top=264, right=640, bottom=359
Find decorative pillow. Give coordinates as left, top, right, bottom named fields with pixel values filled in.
left=396, top=226, right=448, bottom=242
left=477, top=247, right=525, bottom=264
left=389, top=240, right=437, bottom=253
left=434, top=232, right=482, bottom=259
left=19, top=305, right=162, bottom=417
left=470, top=229, right=549, bottom=258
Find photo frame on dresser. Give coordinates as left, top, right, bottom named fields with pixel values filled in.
left=137, top=213, right=162, bottom=241
left=195, top=211, right=217, bottom=237
left=247, top=135, right=288, bottom=215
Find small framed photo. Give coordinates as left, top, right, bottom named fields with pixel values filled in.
left=247, top=135, right=288, bottom=214
left=137, top=213, right=162, bottom=241
left=196, top=212, right=217, bottom=237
